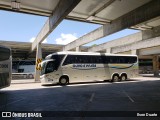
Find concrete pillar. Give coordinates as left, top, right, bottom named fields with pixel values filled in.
left=153, top=55, right=159, bottom=77
left=35, top=43, right=42, bottom=82
left=131, top=49, right=137, bottom=55
left=106, top=48, right=111, bottom=53
left=63, top=47, right=65, bottom=51
left=76, top=46, right=80, bottom=52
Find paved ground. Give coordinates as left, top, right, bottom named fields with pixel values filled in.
left=0, top=77, right=160, bottom=120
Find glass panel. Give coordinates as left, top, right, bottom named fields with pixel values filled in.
left=45, top=61, right=56, bottom=74
left=63, top=55, right=137, bottom=65
left=0, top=47, right=10, bottom=61
left=51, top=55, right=64, bottom=69
left=41, top=62, right=47, bottom=75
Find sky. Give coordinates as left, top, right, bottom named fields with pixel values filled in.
left=0, top=10, right=139, bottom=46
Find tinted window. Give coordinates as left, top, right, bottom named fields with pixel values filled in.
left=45, top=61, right=55, bottom=74
left=108, top=56, right=137, bottom=64
left=41, top=62, right=47, bottom=75
left=62, top=55, right=137, bottom=65
left=63, top=55, right=104, bottom=65
left=48, top=55, right=64, bottom=70
left=0, top=47, right=10, bottom=61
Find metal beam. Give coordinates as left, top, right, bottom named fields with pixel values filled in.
left=32, top=0, right=81, bottom=51
left=63, top=0, right=160, bottom=51
left=88, top=25, right=160, bottom=52
left=86, top=0, right=115, bottom=22
left=88, top=32, right=142, bottom=52
left=112, top=36, right=160, bottom=54
left=138, top=46, right=160, bottom=56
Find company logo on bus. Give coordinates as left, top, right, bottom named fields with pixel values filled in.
left=0, top=64, right=8, bottom=68
left=73, top=64, right=96, bottom=69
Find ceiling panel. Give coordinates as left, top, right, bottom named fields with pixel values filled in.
left=96, top=0, right=151, bottom=20
left=0, top=0, right=60, bottom=16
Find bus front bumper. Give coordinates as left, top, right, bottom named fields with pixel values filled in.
left=40, top=75, right=58, bottom=84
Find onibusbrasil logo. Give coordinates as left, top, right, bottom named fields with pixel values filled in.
left=2, top=112, right=42, bottom=118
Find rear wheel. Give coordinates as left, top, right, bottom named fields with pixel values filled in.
left=120, top=74, right=127, bottom=81
left=112, top=74, right=119, bottom=82
left=59, top=76, right=69, bottom=85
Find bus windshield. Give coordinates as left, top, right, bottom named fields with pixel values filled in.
left=0, top=47, right=10, bottom=61
left=41, top=60, right=57, bottom=75
left=41, top=61, right=47, bottom=75
left=46, top=61, right=56, bottom=74
left=0, top=46, right=12, bottom=89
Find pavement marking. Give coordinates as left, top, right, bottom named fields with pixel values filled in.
left=123, top=91, right=134, bottom=103
left=89, top=93, right=95, bottom=102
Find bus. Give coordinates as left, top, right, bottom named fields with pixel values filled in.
left=40, top=51, right=138, bottom=85
left=0, top=45, right=12, bottom=89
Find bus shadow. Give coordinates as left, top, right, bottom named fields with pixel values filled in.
left=42, top=79, right=138, bottom=87
left=42, top=83, right=59, bottom=87
left=125, top=79, right=139, bottom=82
left=69, top=80, right=107, bottom=85
left=42, top=81, right=108, bottom=87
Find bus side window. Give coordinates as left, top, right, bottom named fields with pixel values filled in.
left=63, top=55, right=72, bottom=65
left=128, top=57, right=137, bottom=63
left=101, top=56, right=107, bottom=63
left=119, top=57, right=125, bottom=63
left=75, top=55, right=80, bottom=63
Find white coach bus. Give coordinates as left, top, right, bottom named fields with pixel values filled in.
left=0, top=45, right=12, bottom=89
left=40, top=51, right=138, bottom=85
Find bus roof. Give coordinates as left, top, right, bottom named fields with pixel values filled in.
left=0, top=45, right=11, bottom=50
left=46, top=51, right=137, bottom=59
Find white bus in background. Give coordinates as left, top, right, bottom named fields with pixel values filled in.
left=40, top=51, right=138, bottom=85
left=0, top=45, right=12, bottom=89
left=12, top=60, right=35, bottom=79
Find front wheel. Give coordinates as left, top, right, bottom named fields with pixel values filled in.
left=59, top=76, right=69, bottom=85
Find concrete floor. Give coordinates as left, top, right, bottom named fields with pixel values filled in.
left=0, top=77, right=160, bottom=120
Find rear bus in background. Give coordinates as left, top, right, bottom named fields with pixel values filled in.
left=40, top=52, right=138, bottom=85
left=0, top=45, right=12, bottom=89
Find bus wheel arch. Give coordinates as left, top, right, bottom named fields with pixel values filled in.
left=59, top=75, right=69, bottom=85
left=112, top=73, right=120, bottom=82
left=120, top=73, right=127, bottom=81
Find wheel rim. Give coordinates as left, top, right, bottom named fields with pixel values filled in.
left=61, top=78, right=67, bottom=84
left=114, top=76, right=119, bottom=81
left=121, top=76, right=126, bottom=81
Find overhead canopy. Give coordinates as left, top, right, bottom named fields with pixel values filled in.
left=0, top=40, right=88, bottom=59
left=0, top=0, right=160, bottom=53
left=0, top=0, right=159, bottom=30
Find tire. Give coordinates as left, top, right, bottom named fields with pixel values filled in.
left=120, top=74, right=127, bottom=81
left=112, top=74, right=119, bottom=82
left=59, top=76, right=69, bottom=85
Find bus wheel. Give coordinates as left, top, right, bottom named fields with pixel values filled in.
left=120, top=74, right=127, bottom=81
left=59, top=76, right=69, bottom=85
left=112, top=74, right=119, bottom=82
